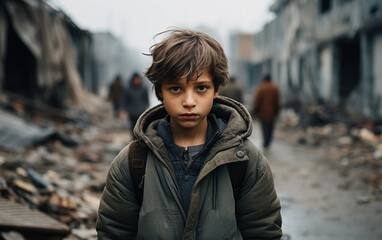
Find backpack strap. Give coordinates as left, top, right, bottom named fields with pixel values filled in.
left=128, top=140, right=148, bottom=205
left=228, top=161, right=248, bottom=200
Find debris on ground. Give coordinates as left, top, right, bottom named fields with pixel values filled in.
left=278, top=105, right=382, bottom=200
left=0, top=105, right=131, bottom=239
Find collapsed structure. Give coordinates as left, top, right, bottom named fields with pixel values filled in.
left=230, top=0, right=382, bottom=117
left=0, top=0, right=104, bottom=114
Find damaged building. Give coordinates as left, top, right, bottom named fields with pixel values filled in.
left=0, top=0, right=102, bottom=114
left=230, top=0, right=382, bottom=117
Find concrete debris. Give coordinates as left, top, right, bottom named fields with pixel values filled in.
left=0, top=110, right=56, bottom=152
left=1, top=231, right=25, bottom=240
left=280, top=107, right=382, bottom=198
left=0, top=107, right=131, bottom=239
left=356, top=195, right=372, bottom=204
left=71, top=226, right=97, bottom=240
left=359, top=128, right=379, bottom=143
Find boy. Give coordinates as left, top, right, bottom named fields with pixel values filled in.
left=96, top=28, right=282, bottom=239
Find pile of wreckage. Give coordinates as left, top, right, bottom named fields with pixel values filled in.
left=279, top=103, right=382, bottom=201
left=0, top=99, right=131, bottom=240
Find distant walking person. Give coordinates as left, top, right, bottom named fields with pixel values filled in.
left=124, top=72, right=149, bottom=131
left=108, top=75, right=124, bottom=118
left=252, top=74, right=280, bottom=149
left=219, top=76, right=243, bottom=103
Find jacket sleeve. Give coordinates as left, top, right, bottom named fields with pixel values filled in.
left=236, top=142, right=282, bottom=239
left=96, top=144, right=140, bottom=239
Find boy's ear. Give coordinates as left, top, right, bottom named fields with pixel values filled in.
left=157, top=89, right=163, bottom=100
left=213, top=91, right=219, bottom=99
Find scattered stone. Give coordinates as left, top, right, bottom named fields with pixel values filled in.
left=337, top=136, right=353, bottom=145
left=0, top=155, right=6, bottom=166
left=1, top=231, right=25, bottom=240
left=338, top=181, right=351, bottom=190
left=279, top=108, right=382, bottom=199
left=356, top=195, right=371, bottom=204
left=12, top=179, right=37, bottom=193
left=359, top=128, right=379, bottom=143
left=71, top=226, right=97, bottom=240
left=373, top=151, right=382, bottom=160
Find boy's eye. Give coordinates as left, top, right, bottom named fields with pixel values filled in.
left=197, top=86, right=208, bottom=92
left=170, top=87, right=181, bottom=93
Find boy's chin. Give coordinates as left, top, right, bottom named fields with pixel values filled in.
left=172, top=120, right=202, bottom=130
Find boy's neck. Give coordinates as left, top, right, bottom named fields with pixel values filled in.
left=171, top=119, right=208, bottom=147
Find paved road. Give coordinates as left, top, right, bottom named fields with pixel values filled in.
left=249, top=122, right=382, bottom=240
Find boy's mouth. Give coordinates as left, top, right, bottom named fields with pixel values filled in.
left=180, top=113, right=198, bottom=119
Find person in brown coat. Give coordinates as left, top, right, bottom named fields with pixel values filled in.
left=253, top=74, right=280, bottom=149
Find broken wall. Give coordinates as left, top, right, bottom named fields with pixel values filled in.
left=318, top=44, right=334, bottom=101
left=68, top=25, right=97, bottom=94
left=360, top=0, right=382, bottom=117
left=251, top=0, right=319, bottom=103
left=316, top=0, right=361, bottom=42
left=0, top=0, right=105, bottom=115
left=238, top=0, right=382, bottom=116
left=372, top=32, right=382, bottom=115
left=0, top=6, right=6, bottom=90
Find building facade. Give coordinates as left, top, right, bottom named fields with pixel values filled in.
left=230, top=0, right=382, bottom=117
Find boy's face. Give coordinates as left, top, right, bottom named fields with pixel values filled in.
left=159, top=70, right=218, bottom=132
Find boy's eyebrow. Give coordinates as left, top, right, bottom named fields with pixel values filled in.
left=163, top=78, right=213, bottom=86
left=164, top=81, right=182, bottom=86
left=196, top=80, right=214, bottom=84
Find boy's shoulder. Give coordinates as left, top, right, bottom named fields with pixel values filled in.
left=243, top=139, right=263, bottom=156
left=243, top=139, right=270, bottom=175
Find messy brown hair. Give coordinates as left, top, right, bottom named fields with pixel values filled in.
left=144, top=28, right=229, bottom=101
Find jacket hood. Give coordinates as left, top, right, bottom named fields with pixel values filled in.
left=133, top=96, right=253, bottom=154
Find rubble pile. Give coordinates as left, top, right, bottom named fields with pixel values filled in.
left=0, top=107, right=132, bottom=240
left=279, top=107, right=382, bottom=198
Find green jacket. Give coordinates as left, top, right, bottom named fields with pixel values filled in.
left=96, top=96, right=282, bottom=239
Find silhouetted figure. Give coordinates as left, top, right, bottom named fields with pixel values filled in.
left=124, top=72, right=149, bottom=131
left=108, top=75, right=124, bottom=118
left=252, top=74, right=280, bottom=149
left=219, top=76, right=243, bottom=103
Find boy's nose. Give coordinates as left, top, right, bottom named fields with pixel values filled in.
left=183, top=91, right=196, bottom=107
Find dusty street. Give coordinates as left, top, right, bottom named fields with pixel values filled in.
left=250, top=121, right=382, bottom=240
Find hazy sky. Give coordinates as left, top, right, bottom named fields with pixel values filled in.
left=52, top=0, right=275, bottom=52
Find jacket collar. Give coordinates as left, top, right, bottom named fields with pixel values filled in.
left=156, top=113, right=227, bottom=151
left=134, top=96, right=253, bottom=154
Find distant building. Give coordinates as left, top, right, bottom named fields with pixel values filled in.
left=92, top=32, right=147, bottom=97
left=229, top=33, right=257, bottom=87
left=92, top=32, right=128, bottom=91
left=230, top=0, right=382, bottom=117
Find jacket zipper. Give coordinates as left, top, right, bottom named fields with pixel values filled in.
left=200, top=141, right=242, bottom=211
left=212, top=170, right=217, bottom=210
